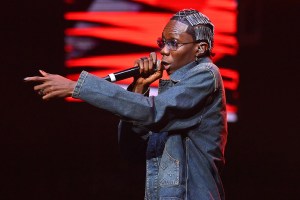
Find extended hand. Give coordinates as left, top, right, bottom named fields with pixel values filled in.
left=24, top=70, right=76, bottom=100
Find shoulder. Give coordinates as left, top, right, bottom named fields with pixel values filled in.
left=183, top=60, right=221, bottom=92
left=191, top=58, right=219, bottom=74
left=186, top=59, right=220, bottom=79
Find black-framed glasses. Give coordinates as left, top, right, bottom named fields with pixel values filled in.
left=157, top=37, right=198, bottom=51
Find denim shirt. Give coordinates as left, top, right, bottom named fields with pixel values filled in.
left=72, top=57, right=228, bottom=200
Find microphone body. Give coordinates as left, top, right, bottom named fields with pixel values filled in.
left=103, top=62, right=159, bottom=82
left=103, top=66, right=140, bottom=82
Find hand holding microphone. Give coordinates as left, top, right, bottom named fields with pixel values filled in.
left=103, top=52, right=163, bottom=94
left=103, top=52, right=163, bottom=84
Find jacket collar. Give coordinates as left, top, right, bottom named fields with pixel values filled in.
left=169, top=57, right=212, bottom=82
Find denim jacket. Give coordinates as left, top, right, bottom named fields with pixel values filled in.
left=72, top=57, right=228, bottom=200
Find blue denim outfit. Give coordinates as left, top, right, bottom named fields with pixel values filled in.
left=72, top=57, right=228, bottom=200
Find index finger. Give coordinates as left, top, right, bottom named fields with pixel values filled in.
left=149, top=52, right=157, bottom=67
left=24, top=76, right=47, bottom=82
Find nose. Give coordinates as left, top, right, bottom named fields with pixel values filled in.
left=160, top=44, right=170, bottom=56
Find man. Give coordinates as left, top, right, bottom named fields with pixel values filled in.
left=25, top=9, right=228, bottom=200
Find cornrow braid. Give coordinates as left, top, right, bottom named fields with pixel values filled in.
left=171, top=9, right=214, bottom=54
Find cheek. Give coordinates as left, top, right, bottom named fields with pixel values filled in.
left=172, top=50, right=195, bottom=68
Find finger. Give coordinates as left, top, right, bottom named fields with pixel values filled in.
left=143, top=58, right=150, bottom=75
left=149, top=55, right=154, bottom=73
left=150, top=52, right=157, bottom=67
left=24, top=76, right=47, bottom=82
left=151, top=61, right=163, bottom=79
left=156, top=60, right=163, bottom=72
left=144, top=72, right=162, bottom=85
left=33, top=83, right=48, bottom=91
left=42, top=92, right=52, bottom=100
left=43, top=86, right=53, bottom=94
left=42, top=93, right=52, bottom=101
left=39, top=69, right=49, bottom=77
left=138, top=58, right=145, bottom=74
left=42, top=90, right=63, bottom=100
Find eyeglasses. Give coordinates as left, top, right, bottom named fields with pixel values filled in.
left=157, top=37, right=198, bottom=51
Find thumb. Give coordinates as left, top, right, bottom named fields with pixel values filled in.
left=156, top=60, right=163, bottom=72
left=145, top=60, right=163, bottom=84
left=39, top=69, right=48, bottom=77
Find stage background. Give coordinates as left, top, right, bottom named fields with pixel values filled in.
left=1, top=0, right=300, bottom=199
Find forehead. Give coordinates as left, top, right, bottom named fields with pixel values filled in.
left=162, top=20, right=191, bottom=39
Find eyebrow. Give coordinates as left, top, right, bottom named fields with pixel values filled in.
left=162, top=32, right=180, bottom=40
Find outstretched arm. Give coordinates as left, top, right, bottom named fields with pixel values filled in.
left=24, top=52, right=162, bottom=100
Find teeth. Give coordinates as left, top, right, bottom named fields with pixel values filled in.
left=164, top=64, right=170, bottom=70
left=162, top=61, right=169, bottom=66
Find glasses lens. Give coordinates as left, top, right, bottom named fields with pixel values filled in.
left=157, top=38, right=180, bottom=50
left=169, top=40, right=178, bottom=50
left=157, top=37, right=165, bottom=49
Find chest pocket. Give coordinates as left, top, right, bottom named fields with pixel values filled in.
left=158, top=149, right=180, bottom=187
left=158, top=134, right=184, bottom=188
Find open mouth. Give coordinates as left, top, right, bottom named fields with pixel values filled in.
left=161, top=61, right=171, bottom=70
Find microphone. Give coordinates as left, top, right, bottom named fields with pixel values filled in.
left=103, top=61, right=159, bottom=82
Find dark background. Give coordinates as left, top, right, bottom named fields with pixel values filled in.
left=1, top=0, right=300, bottom=199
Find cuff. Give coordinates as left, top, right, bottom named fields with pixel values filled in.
left=71, top=70, right=88, bottom=98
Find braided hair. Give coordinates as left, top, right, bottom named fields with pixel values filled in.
left=171, top=9, right=215, bottom=55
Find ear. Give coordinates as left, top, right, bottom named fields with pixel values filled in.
left=196, top=42, right=209, bottom=57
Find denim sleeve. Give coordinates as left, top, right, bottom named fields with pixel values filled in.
left=72, top=65, right=218, bottom=132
